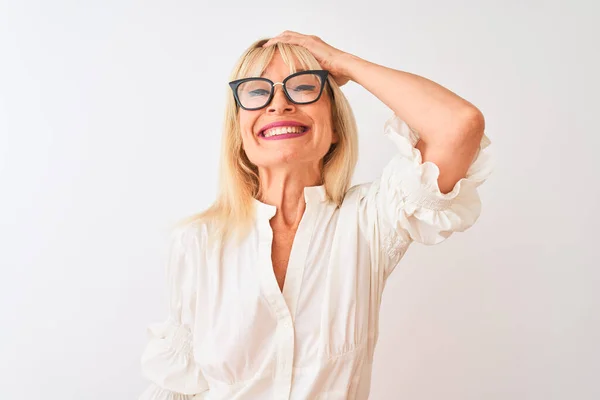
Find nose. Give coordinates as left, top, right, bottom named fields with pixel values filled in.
left=267, top=84, right=295, bottom=114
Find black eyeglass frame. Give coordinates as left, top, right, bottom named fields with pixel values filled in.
left=228, top=69, right=331, bottom=111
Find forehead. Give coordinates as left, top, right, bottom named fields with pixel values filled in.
left=259, top=52, right=306, bottom=79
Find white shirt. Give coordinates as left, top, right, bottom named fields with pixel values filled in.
left=138, top=114, right=493, bottom=400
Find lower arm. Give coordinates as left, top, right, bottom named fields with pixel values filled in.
left=340, top=53, right=481, bottom=141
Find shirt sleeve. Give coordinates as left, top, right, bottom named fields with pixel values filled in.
left=139, top=225, right=210, bottom=400
left=358, top=113, right=493, bottom=278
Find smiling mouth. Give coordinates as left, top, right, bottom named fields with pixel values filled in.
left=259, top=125, right=308, bottom=138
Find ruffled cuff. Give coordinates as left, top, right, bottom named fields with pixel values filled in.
left=140, top=321, right=209, bottom=396
left=139, top=383, right=207, bottom=400
left=381, top=114, right=493, bottom=245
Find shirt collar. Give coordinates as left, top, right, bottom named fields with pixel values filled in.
left=253, top=185, right=327, bottom=220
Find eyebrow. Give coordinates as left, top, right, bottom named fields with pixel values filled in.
left=260, top=67, right=307, bottom=78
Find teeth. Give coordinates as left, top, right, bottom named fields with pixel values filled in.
left=263, top=126, right=305, bottom=138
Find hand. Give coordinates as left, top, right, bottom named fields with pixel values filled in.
left=262, top=31, right=353, bottom=87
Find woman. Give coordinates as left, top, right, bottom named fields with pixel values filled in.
left=139, top=31, right=492, bottom=400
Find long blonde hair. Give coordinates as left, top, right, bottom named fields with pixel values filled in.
left=175, top=39, right=359, bottom=243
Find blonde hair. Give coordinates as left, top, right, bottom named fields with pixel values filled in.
left=175, top=38, right=359, bottom=243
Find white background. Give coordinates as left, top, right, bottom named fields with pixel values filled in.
left=1, top=1, right=598, bottom=399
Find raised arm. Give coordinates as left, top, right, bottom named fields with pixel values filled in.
left=263, top=31, right=485, bottom=194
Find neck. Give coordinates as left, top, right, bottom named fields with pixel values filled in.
left=257, top=164, right=321, bottom=228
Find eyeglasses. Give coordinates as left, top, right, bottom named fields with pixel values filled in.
left=229, top=70, right=330, bottom=111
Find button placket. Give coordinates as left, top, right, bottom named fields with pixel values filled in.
left=254, top=189, right=326, bottom=399
left=256, top=215, right=295, bottom=399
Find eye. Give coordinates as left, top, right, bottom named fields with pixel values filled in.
left=290, top=84, right=316, bottom=92
left=248, top=88, right=270, bottom=97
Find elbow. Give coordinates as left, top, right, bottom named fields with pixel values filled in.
left=443, top=106, right=485, bottom=144
left=459, top=107, right=485, bottom=139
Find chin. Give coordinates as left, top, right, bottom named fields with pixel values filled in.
left=248, top=145, right=331, bottom=168
left=255, top=153, right=321, bottom=168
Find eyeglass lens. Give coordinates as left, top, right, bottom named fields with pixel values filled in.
left=237, top=73, right=322, bottom=109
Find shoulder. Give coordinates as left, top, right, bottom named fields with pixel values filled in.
left=168, top=218, right=210, bottom=250
left=342, top=182, right=377, bottom=204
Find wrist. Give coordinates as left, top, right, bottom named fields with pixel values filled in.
left=336, top=52, right=366, bottom=82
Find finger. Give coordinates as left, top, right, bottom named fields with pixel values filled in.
left=262, top=38, right=281, bottom=47
left=262, top=34, right=295, bottom=47
left=263, top=31, right=309, bottom=47
left=262, top=34, right=285, bottom=47
left=280, top=30, right=304, bottom=37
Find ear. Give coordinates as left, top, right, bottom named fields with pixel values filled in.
left=332, top=128, right=340, bottom=144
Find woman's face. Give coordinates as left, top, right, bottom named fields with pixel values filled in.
left=238, top=51, right=337, bottom=172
